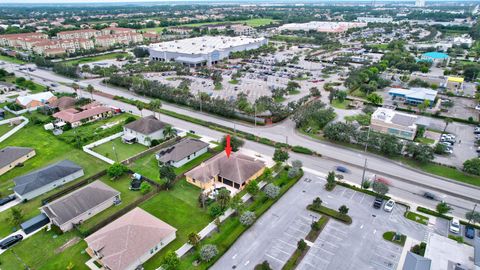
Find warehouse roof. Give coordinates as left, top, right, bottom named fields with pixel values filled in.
left=149, top=35, right=267, bottom=55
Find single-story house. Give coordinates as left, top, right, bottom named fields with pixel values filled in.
left=185, top=152, right=265, bottom=190
left=41, top=180, right=120, bottom=232
left=52, top=102, right=113, bottom=128
left=16, top=91, right=57, bottom=108
left=388, top=87, right=437, bottom=107
left=156, top=138, right=209, bottom=168
left=48, top=96, right=76, bottom=111
left=370, top=107, right=419, bottom=140
left=0, top=81, right=16, bottom=92
left=20, top=213, right=50, bottom=234
left=13, top=159, right=84, bottom=201
left=122, top=115, right=166, bottom=146
left=85, top=207, right=177, bottom=270
left=0, top=146, right=35, bottom=176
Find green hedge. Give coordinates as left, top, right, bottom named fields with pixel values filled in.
left=282, top=247, right=307, bottom=270
left=307, top=205, right=352, bottom=225
left=291, top=145, right=314, bottom=155
left=416, top=206, right=453, bottom=220
left=383, top=231, right=406, bottom=246
left=306, top=216, right=329, bottom=242
left=336, top=181, right=390, bottom=200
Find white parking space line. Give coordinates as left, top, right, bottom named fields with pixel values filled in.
left=278, top=239, right=297, bottom=248
left=265, top=253, right=286, bottom=263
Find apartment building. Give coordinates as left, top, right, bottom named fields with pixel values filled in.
left=0, top=33, right=48, bottom=49
left=230, top=24, right=256, bottom=36
left=56, top=29, right=102, bottom=40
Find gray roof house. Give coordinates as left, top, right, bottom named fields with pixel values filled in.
left=0, top=146, right=36, bottom=176
left=42, top=180, right=120, bottom=232
left=123, top=115, right=166, bottom=146
left=14, top=160, right=84, bottom=201
left=156, top=138, right=209, bottom=168
left=403, top=251, right=431, bottom=270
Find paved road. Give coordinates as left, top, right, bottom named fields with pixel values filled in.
left=211, top=172, right=427, bottom=270
left=3, top=63, right=479, bottom=219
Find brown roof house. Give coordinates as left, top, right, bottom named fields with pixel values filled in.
left=0, top=146, right=35, bottom=176
left=49, top=96, right=76, bottom=111
left=185, top=152, right=265, bottom=190
left=53, top=102, right=113, bottom=128
left=41, top=180, right=120, bottom=232
left=85, top=207, right=177, bottom=270
left=122, top=115, right=166, bottom=146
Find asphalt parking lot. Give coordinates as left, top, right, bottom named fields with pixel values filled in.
left=211, top=173, right=427, bottom=270
left=433, top=217, right=476, bottom=246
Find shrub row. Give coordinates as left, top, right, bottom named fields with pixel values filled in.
left=416, top=206, right=453, bottom=220
left=307, top=205, right=352, bottom=225
left=336, top=181, right=390, bottom=200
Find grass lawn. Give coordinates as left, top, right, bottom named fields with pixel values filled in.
left=0, top=229, right=89, bottom=270
left=143, top=18, right=278, bottom=33
left=382, top=231, right=406, bottom=246
left=77, top=174, right=145, bottom=234
left=0, top=123, right=14, bottom=137
left=405, top=211, right=429, bottom=225
left=0, top=121, right=108, bottom=238
left=141, top=178, right=212, bottom=270
left=129, top=153, right=161, bottom=182
left=228, top=79, right=239, bottom=85
left=274, top=96, right=286, bottom=103
left=58, top=113, right=135, bottom=146
left=0, top=55, right=25, bottom=64
left=288, top=89, right=301, bottom=95
left=402, top=159, right=480, bottom=187
left=214, top=83, right=223, bottom=90
left=5, top=76, right=47, bottom=93
left=92, top=137, right=147, bottom=162
left=62, top=52, right=129, bottom=66
left=415, top=137, right=435, bottom=145
left=331, top=99, right=349, bottom=109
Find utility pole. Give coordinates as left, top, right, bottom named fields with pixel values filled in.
left=467, top=203, right=477, bottom=225
left=360, top=127, right=371, bottom=187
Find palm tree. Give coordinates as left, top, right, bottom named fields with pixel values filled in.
left=136, top=101, right=144, bottom=117
left=150, top=99, right=162, bottom=119
left=442, top=117, right=453, bottom=135
left=163, top=125, right=176, bottom=139
left=72, top=83, right=80, bottom=99
left=86, top=84, right=95, bottom=100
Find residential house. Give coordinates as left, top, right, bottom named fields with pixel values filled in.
left=156, top=138, right=209, bottom=168
left=0, top=146, right=35, bottom=176
left=52, top=102, right=113, bottom=128
left=185, top=152, right=265, bottom=191
left=16, top=92, right=57, bottom=109
left=13, top=160, right=84, bottom=201
left=41, top=180, right=120, bottom=232
left=122, top=115, right=166, bottom=146
left=388, top=87, right=437, bottom=107
left=370, top=108, right=418, bottom=140
left=49, top=96, right=77, bottom=111
left=85, top=207, right=177, bottom=270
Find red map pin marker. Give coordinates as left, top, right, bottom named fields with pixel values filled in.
left=225, top=134, right=232, bottom=158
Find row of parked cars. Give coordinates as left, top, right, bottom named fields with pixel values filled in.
left=449, top=218, right=476, bottom=239
left=439, top=133, right=456, bottom=154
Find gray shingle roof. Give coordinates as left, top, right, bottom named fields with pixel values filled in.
left=14, top=160, right=83, bottom=195
left=156, top=138, right=209, bottom=164
left=42, top=180, right=120, bottom=226
left=124, top=115, right=166, bottom=135
left=0, top=146, right=34, bottom=169
left=185, top=152, right=265, bottom=185
left=391, top=114, right=417, bottom=127
left=403, top=251, right=431, bottom=270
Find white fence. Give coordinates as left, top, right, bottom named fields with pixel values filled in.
left=82, top=132, right=124, bottom=165
left=3, top=105, right=40, bottom=116
left=0, top=116, right=28, bottom=143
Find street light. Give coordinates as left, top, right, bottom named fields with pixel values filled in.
left=360, top=126, right=371, bottom=188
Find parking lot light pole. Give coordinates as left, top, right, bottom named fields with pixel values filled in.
left=360, top=127, right=371, bottom=188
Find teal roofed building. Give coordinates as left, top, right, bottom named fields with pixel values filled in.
left=419, top=51, right=450, bottom=63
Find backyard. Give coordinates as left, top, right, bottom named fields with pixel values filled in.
left=92, top=137, right=147, bottom=162
left=0, top=123, right=14, bottom=137
left=142, top=178, right=212, bottom=269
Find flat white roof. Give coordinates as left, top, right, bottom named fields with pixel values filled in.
left=372, top=107, right=418, bottom=128
left=388, top=87, right=437, bottom=102
left=148, top=35, right=266, bottom=55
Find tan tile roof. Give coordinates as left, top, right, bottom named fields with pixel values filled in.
left=185, top=152, right=265, bottom=185
left=53, top=104, right=112, bottom=123
left=85, top=207, right=176, bottom=270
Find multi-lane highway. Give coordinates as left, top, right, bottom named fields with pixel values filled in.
left=2, top=61, right=479, bottom=219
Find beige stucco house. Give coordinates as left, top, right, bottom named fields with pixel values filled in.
left=0, top=147, right=35, bottom=176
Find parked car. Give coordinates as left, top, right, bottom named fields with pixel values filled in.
left=383, top=199, right=395, bottom=212
left=0, top=195, right=16, bottom=206
left=373, top=197, right=384, bottom=209
left=464, top=226, right=475, bottom=239
left=336, top=166, right=349, bottom=173
left=423, top=192, right=436, bottom=200
left=449, top=218, right=460, bottom=234
left=0, top=234, right=23, bottom=249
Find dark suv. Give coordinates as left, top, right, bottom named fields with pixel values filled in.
left=0, top=234, right=23, bottom=249
left=373, top=197, right=384, bottom=209
left=0, top=195, right=16, bottom=206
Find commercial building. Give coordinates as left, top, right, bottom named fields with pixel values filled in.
left=85, top=207, right=177, bottom=270
left=388, top=87, right=437, bottom=107
left=13, top=160, right=84, bottom=201
left=278, top=21, right=367, bottom=33
left=370, top=108, right=418, bottom=140
left=0, top=147, right=36, bottom=176
left=148, top=36, right=268, bottom=67
left=41, top=180, right=120, bottom=232
left=156, top=138, right=209, bottom=168
left=357, top=17, right=394, bottom=23
left=185, top=152, right=265, bottom=191
left=415, top=0, right=426, bottom=7
left=419, top=51, right=450, bottom=64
